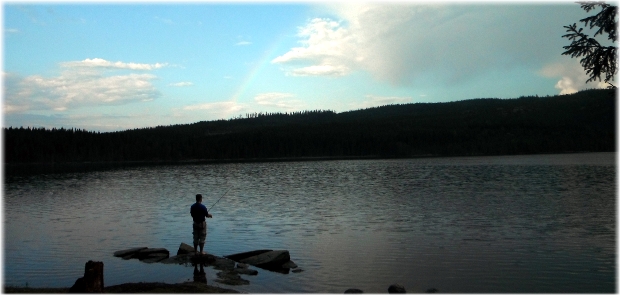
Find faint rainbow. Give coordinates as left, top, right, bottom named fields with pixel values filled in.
left=229, top=35, right=289, bottom=104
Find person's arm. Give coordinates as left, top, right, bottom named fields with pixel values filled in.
left=204, top=205, right=212, bottom=218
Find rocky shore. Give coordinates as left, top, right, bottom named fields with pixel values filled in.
left=5, top=244, right=428, bottom=293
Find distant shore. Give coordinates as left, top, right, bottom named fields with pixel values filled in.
left=4, top=281, right=240, bottom=293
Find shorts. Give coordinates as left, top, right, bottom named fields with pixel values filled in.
left=192, top=221, right=207, bottom=245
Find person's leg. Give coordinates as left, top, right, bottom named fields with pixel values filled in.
left=193, top=223, right=200, bottom=254
left=199, top=243, right=205, bottom=254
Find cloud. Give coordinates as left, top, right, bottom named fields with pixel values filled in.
left=235, top=41, right=252, bottom=46
left=183, top=101, right=247, bottom=113
left=353, top=95, right=412, bottom=110
left=273, top=4, right=579, bottom=86
left=4, top=60, right=162, bottom=113
left=169, top=81, right=194, bottom=87
left=539, top=60, right=609, bottom=95
left=60, top=58, right=167, bottom=70
left=290, top=65, right=350, bottom=77
left=5, top=28, right=19, bottom=33
left=254, top=92, right=304, bottom=110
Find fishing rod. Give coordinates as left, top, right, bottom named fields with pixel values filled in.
left=209, top=188, right=231, bottom=211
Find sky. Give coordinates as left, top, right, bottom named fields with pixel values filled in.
left=2, top=1, right=614, bottom=132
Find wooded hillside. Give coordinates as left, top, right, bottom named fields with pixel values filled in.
left=4, top=89, right=616, bottom=167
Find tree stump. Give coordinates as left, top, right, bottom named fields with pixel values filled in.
left=69, top=260, right=104, bottom=293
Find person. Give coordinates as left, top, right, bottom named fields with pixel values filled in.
left=190, top=194, right=212, bottom=255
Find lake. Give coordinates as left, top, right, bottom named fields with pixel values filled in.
left=3, top=152, right=616, bottom=293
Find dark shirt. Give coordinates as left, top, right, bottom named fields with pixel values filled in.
left=190, top=202, right=209, bottom=223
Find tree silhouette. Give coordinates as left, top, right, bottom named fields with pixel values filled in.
left=562, top=1, right=617, bottom=88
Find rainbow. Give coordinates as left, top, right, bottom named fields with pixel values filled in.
left=229, top=34, right=290, bottom=103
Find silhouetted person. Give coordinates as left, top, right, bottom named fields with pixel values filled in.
left=190, top=194, right=212, bottom=255
left=193, top=263, right=207, bottom=284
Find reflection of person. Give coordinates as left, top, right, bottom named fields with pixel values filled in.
left=190, top=194, right=212, bottom=255
left=193, top=263, right=207, bottom=284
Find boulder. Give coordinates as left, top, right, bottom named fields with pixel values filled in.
left=236, top=263, right=249, bottom=269
left=388, top=284, right=406, bottom=293
left=177, top=242, right=195, bottom=255
left=345, top=288, right=364, bottom=293
left=113, top=247, right=147, bottom=257
left=227, top=250, right=290, bottom=269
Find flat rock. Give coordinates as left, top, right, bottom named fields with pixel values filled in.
left=233, top=268, right=258, bottom=276
left=292, top=268, right=304, bottom=273
left=114, top=247, right=148, bottom=257
left=238, top=250, right=290, bottom=268
left=345, top=288, right=364, bottom=293
left=236, top=263, right=249, bottom=269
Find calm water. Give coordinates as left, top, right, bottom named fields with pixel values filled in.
left=3, top=153, right=616, bottom=293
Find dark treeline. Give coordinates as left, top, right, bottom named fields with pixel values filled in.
left=4, top=89, right=616, bottom=167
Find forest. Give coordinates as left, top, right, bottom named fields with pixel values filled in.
left=3, top=88, right=616, bottom=174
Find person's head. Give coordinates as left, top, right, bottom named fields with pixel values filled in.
left=196, top=194, right=203, bottom=203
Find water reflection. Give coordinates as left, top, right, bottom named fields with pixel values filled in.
left=192, top=263, right=207, bottom=284
left=3, top=152, right=616, bottom=293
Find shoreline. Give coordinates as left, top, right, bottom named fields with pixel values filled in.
left=4, top=281, right=241, bottom=293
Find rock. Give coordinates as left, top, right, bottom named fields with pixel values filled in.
left=69, top=260, right=104, bottom=293
left=177, top=243, right=196, bottom=255
left=236, top=263, right=249, bottom=269
left=215, top=270, right=250, bottom=285
left=233, top=268, right=258, bottom=276
left=425, top=288, right=439, bottom=293
left=345, top=288, right=364, bottom=293
left=388, top=284, right=406, bottom=293
left=291, top=268, right=304, bottom=273
left=281, top=260, right=298, bottom=269
left=238, top=250, right=290, bottom=268
left=113, top=247, right=147, bottom=257
left=136, top=248, right=169, bottom=259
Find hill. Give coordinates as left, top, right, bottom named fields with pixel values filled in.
left=3, top=88, right=616, bottom=171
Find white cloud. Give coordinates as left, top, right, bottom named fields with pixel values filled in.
left=5, top=28, right=19, bottom=33
left=169, top=81, right=194, bottom=87
left=183, top=101, right=247, bottom=113
left=273, top=4, right=581, bottom=86
left=539, top=60, right=609, bottom=95
left=290, top=65, right=350, bottom=77
left=61, top=58, right=167, bottom=70
left=254, top=92, right=304, bottom=110
left=235, top=41, right=252, bottom=46
left=4, top=59, right=163, bottom=113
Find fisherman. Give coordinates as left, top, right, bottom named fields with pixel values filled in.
left=190, top=194, right=212, bottom=255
